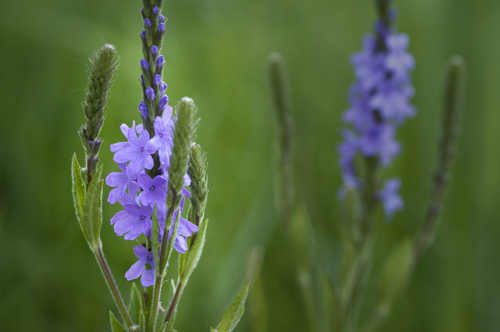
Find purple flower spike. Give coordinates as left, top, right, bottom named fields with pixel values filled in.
left=153, top=6, right=159, bottom=14
left=139, top=101, right=148, bottom=118
left=156, top=56, right=165, bottom=69
left=140, top=30, right=146, bottom=39
left=378, top=178, right=403, bottom=220
left=154, top=74, right=162, bottom=86
left=140, top=59, right=149, bottom=71
left=146, top=87, right=155, bottom=101
left=158, top=23, right=165, bottom=34
left=151, top=45, right=158, bottom=56
left=144, top=18, right=152, bottom=28
left=159, top=14, right=165, bottom=23
left=338, top=9, right=415, bottom=209
left=160, top=82, right=167, bottom=94
left=125, top=246, right=157, bottom=287
left=137, top=173, right=167, bottom=205
left=111, top=203, right=153, bottom=240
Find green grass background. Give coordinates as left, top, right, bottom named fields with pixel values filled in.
left=1, top=0, right=500, bottom=331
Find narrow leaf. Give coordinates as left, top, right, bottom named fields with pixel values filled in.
left=83, top=164, right=103, bottom=248
left=156, top=322, right=167, bottom=332
left=71, top=154, right=87, bottom=238
left=216, top=281, right=250, bottom=332
left=182, top=219, right=209, bottom=284
left=210, top=328, right=217, bottom=332
left=109, top=311, right=127, bottom=332
left=128, top=282, right=143, bottom=325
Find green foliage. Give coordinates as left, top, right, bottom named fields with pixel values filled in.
left=128, top=283, right=144, bottom=325
left=216, top=282, right=250, bottom=332
left=168, top=97, right=199, bottom=197
left=71, top=154, right=104, bottom=249
left=378, top=238, right=414, bottom=306
left=81, top=44, right=119, bottom=143
left=188, top=143, right=209, bottom=225
left=182, top=218, right=209, bottom=284
left=109, top=311, right=127, bottom=332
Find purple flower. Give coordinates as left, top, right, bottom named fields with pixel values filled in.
left=159, top=14, right=165, bottom=23
left=157, top=56, right=165, bottom=69
left=168, top=199, right=198, bottom=253
left=150, top=115, right=174, bottom=165
left=160, top=82, right=167, bottom=94
left=385, top=34, right=415, bottom=76
left=137, top=173, right=167, bottom=205
left=151, top=45, right=158, bottom=56
left=144, top=18, right=152, bottom=28
left=378, top=178, right=403, bottom=219
left=140, top=30, right=146, bottom=39
left=153, top=74, right=162, bottom=86
left=125, top=246, right=156, bottom=287
left=112, top=126, right=158, bottom=177
left=139, top=101, right=148, bottom=118
left=140, top=59, right=149, bottom=71
left=158, top=23, right=165, bottom=34
left=146, top=87, right=155, bottom=101
left=111, top=203, right=153, bottom=240
left=106, top=163, right=141, bottom=204
left=158, top=95, right=169, bottom=112
left=153, top=6, right=159, bottom=15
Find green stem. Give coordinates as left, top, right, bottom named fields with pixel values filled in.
left=163, top=279, right=183, bottom=330
left=94, top=246, right=134, bottom=328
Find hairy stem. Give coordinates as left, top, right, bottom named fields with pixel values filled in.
left=94, top=246, right=134, bottom=328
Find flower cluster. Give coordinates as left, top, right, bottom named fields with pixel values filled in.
left=105, top=3, right=198, bottom=287
left=106, top=116, right=198, bottom=287
left=338, top=10, right=414, bottom=218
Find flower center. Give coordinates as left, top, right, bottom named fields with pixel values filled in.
left=140, top=215, right=146, bottom=220
left=147, top=256, right=153, bottom=261
left=141, top=147, right=145, bottom=152
left=159, top=133, right=163, bottom=137
left=149, top=186, right=155, bottom=191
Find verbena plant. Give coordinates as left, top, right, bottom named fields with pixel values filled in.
left=71, top=1, right=248, bottom=331
left=268, top=0, right=465, bottom=331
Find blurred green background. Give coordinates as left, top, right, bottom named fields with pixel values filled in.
left=1, top=0, right=500, bottom=331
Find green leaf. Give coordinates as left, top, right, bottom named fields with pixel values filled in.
left=378, top=238, right=414, bottom=305
left=128, top=282, right=143, bottom=325
left=182, top=219, right=209, bottom=284
left=83, top=164, right=103, bottom=249
left=210, top=328, right=217, bottom=332
left=71, top=154, right=88, bottom=240
left=109, top=311, right=127, bottom=332
left=216, top=281, right=250, bottom=332
left=155, top=322, right=167, bottom=332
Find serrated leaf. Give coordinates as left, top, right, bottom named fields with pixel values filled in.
left=128, top=282, right=143, bottom=325
left=216, top=281, right=249, bottom=332
left=71, top=154, right=88, bottom=239
left=83, top=164, right=103, bottom=248
left=109, top=311, right=127, bottom=332
left=182, top=219, right=209, bottom=284
left=378, top=238, right=414, bottom=305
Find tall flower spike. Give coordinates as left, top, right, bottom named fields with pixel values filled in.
left=168, top=97, right=199, bottom=197
left=338, top=0, right=415, bottom=219
left=138, top=1, right=169, bottom=132
left=188, top=143, right=209, bottom=227
left=79, top=44, right=119, bottom=185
